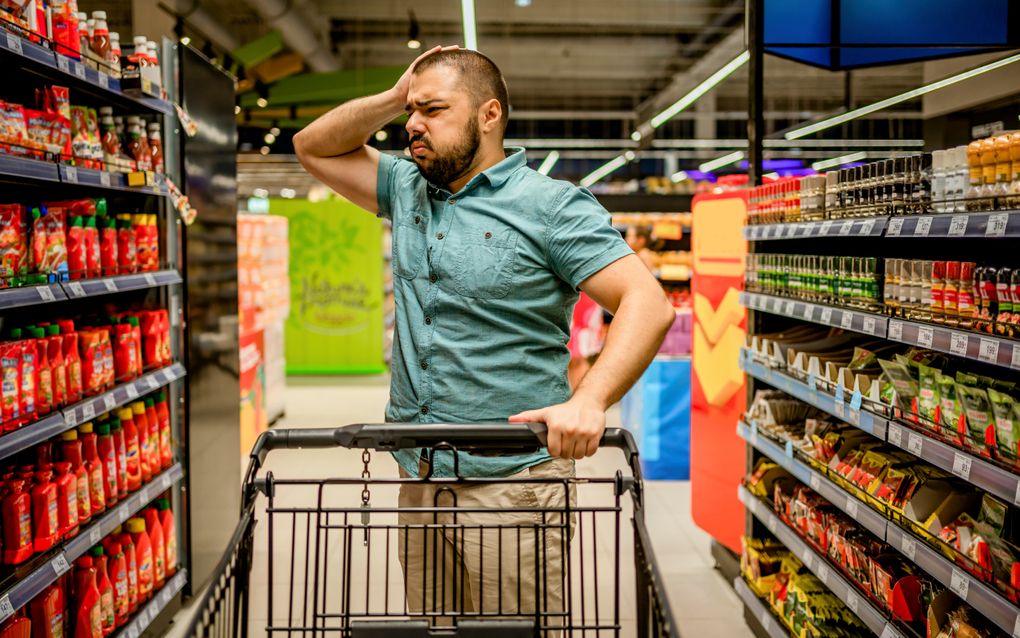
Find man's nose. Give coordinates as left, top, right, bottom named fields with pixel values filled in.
left=406, top=112, right=425, bottom=136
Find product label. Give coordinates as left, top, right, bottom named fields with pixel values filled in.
left=18, top=510, right=30, bottom=544
left=48, top=498, right=58, bottom=532
left=958, top=291, right=975, bottom=314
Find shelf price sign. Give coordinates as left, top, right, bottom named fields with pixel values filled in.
left=987, top=212, right=1009, bottom=236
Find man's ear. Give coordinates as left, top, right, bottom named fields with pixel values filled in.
left=479, top=98, right=502, bottom=133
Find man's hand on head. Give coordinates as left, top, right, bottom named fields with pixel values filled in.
left=508, top=395, right=607, bottom=460
left=392, top=45, right=461, bottom=103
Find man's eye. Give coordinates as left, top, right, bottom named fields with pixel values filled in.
left=428, top=107, right=443, bottom=114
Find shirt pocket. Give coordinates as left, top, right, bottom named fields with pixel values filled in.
left=392, top=212, right=427, bottom=280
left=449, top=228, right=519, bottom=299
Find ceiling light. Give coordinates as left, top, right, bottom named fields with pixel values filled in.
left=515, top=0, right=531, bottom=5
left=786, top=51, right=1020, bottom=140
left=649, top=50, right=749, bottom=129
left=670, top=170, right=688, bottom=183
left=180, top=36, right=191, bottom=46
left=407, top=39, right=421, bottom=49
left=280, top=188, right=297, bottom=199
left=407, top=10, right=422, bottom=50
left=375, top=130, right=389, bottom=142
left=259, top=146, right=270, bottom=155
left=624, top=151, right=636, bottom=161
left=579, top=155, right=628, bottom=188
left=270, top=126, right=281, bottom=137
left=537, top=150, right=559, bottom=176
left=264, top=133, right=276, bottom=144
left=811, top=151, right=867, bottom=171
left=253, top=188, right=269, bottom=198
left=256, top=97, right=268, bottom=108
left=461, top=0, right=477, bottom=49
left=698, top=151, right=744, bottom=172
left=630, top=131, right=642, bottom=142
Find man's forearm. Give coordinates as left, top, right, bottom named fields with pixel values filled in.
left=573, top=291, right=675, bottom=409
left=294, top=90, right=405, bottom=158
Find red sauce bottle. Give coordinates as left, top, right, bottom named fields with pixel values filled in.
left=117, top=409, right=140, bottom=492
left=105, top=541, right=128, bottom=627
left=31, top=468, right=59, bottom=552
left=96, top=421, right=117, bottom=506
left=89, top=546, right=114, bottom=636
left=155, top=392, right=171, bottom=469
left=2, top=480, right=33, bottom=564
left=46, top=325, right=66, bottom=410
left=53, top=461, right=79, bottom=538
left=61, top=430, right=91, bottom=526
left=109, top=418, right=127, bottom=497
left=72, top=556, right=102, bottom=638
left=155, top=498, right=175, bottom=577
left=79, top=423, right=105, bottom=516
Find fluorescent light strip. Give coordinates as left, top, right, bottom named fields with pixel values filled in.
left=579, top=155, right=628, bottom=188
left=505, top=138, right=924, bottom=150
left=786, top=51, right=1020, bottom=140
left=811, top=151, right=867, bottom=171
left=699, top=151, right=744, bottom=173
left=650, top=50, right=750, bottom=129
left=670, top=170, right=688, bottom=183
left=537, top=150, right=560, bottom=176
left=461, top=0, right=477, bottom=49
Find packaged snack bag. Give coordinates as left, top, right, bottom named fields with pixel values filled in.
left=988, top=389, right=1020, bottom=462
left=958, top=383, right=995, bottom=452
left=69, top=106, right=92, bottom=162
left=0, top=204, right=25, bottom=286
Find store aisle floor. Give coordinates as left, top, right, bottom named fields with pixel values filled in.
left=169, top=376, right=751, bottom=638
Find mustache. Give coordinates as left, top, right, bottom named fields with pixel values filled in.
left=409, top=135, right=433, bottom=150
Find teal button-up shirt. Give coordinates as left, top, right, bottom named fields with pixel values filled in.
left=377, top=147, right=633, bottom=478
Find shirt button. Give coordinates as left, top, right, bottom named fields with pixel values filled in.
left=484, top=231, right=492, bottom=239
left=424, top=316, right=432, bottom=325
left=420, top=360, right=428, bottom=370
left=420, top=406, right=429, bottom=415
left=429, top=273, right=438, bottom=283
left=436, top=232, right=444, bottom=240
left=414, top=216, right=421, bottom=224
left=449, top=199, right=456, bottom=205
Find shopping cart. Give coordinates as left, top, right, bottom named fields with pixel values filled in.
left=185, top=423, right=680, bottom=637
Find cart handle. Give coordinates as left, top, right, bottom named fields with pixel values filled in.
left=247, top=422, right=641, bottom=481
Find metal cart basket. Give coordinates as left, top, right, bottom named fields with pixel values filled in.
left=185, top=423, right=680, bottom=637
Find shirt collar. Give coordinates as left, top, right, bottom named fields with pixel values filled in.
left=426, top=147, right=527, bottom=198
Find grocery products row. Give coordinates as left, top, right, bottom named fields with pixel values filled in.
left=747, top=133, right=1020, bottom=225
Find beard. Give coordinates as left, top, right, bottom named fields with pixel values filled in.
left=410, top=117, right=481, bottom=188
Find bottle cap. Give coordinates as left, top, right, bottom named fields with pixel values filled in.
left=90, top=546, right=104, bottom=557
left=133, top=35, right=147, bottom=46
left=46, top=324, right=59, bottom=336
left=96, top=422, right=110, bottom=436
left=109, top=418, right=121, bottom=430
left=92, top=10, right=106, bottom=20
left=131, top=402, right=145, bottom=416
left=117, top=408, right=133, bottom=421
left=8, top=328, right=21, bottom=339
left=126, top=518, right=145, bottom=533
left=155, top=498, right=170, bottom=511
left=76, top=556, right=93, bottom=569
left=61, top=430, right=78, bottom=441
left=156, top=391, right=166, bottom=402
left=54, top=461, right=72, bottom=473
left=144, top=397, right=154, bottom=408
left=29, top=327, right=45, bottom=339
left=127, top=316, right=140, bottom=328
left=108, top=542, right=121, bottom=555
left=71, top=215, right=83, bottom=227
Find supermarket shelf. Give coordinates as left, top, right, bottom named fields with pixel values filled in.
left=63, top=269, right=182, bottom=299
left=59, top=165, right=168, bottom=196
left=734, top=578, right=791, bottom=638
left=0, top=282, right=67, bottom=310
left=0, top=153, right=60, bottom=183
left=884, top=421, right=1020, bottom=509
left=740, top=291, right=888, bottom=338
left=886, top=211, right=1020, bottom=239
left=0, top=463, right=184, bottom=624
left=744, top=217, right=888, bottom=241
left=0, top=28, right=173, bottom=115
left=884, top=524, right=1020, bottom=635
left=739, top=350, right=887, bottom=439
left=887, top=318, right=1020, bottom=371
left=62, top=362, right=187, bottom=427
left=111, top=569, right=188, bottom=638
left=737, top=420, right=889, bottom=539
left=738, top=486, right=906, bottom=638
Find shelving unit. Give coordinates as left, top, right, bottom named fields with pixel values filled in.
left=743, top=210, right=1020, bottom=241
left=0, top=27, right=194, bottom=635
left=733, top=578, right=791, bottom=638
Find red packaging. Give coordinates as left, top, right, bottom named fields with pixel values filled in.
left=143, top=507, right=165, bottom=590
left=15, top=334, right=36, bottom=423
left=144, top=398, right=159, bottom=471
left=0, top=204, right=26, bottom=286
left=90, top=547, right=114, bottom=636
left=139, top=313, right=157, bottom=369
left=67, top=215, right=86, bottom=279
left=96, top=422, right=117, bottom=506
left=116, top=219, right=135, bottom=275
left=29, top=583, right=66, bottom=638
left=114, top=530, right=138, bottom=613
left=47, top=325, right=66, bottom=410
left=125, top=518, right=153, bottom=602
left=79, top=331, right=102, bottom=395
left=158, top=310, right=171, bottom=365
left=0, top=342, right=21, bottom=429
left=133, top=215, right=149, bottom=270
left=100, top=329, right=113, bottom=388
left=69, top=106, right=91, bottom=163
left=84, top=217, right=99, bottom=277
left=155, top=392, right=171, bottom=469
left=0, top=101, right=27, bottom=150
left=2, top=480, right=33, bottom=564
left=156, top=499, right=175, bottom=576
left=79, top=423, right=105, bottom=515
left=73, top=556, right=102, bottom=638
left=60, top=321, right=82, bottom=404
left=113, top=323, right=135, bottom=382
left=110, top=418, right=127, bottom=496
left=31, top=469, right=59, bottom=552
left=32, top=206, right=68, bottom=279
left=99, top=218, right=117, bottom=277
left=61, top=431, right=91, bottom=526
left=32, top=328, right=52, bottom=415
left=131, top=403, right=151, bottom=484
left=106, top=542, right=128, bottom=626
left=118, top=409, right=140, bottom=492
left=53, top=461, right=78, bottom=538
left=129, top=317, right=143, bottom=373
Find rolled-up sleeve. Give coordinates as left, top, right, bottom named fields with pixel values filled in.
left=544, top=186, right=634, bottom=290
left=376, top=153, right=421, bottom=221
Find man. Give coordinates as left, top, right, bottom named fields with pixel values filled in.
left=294, top=46, right=674, bottom=629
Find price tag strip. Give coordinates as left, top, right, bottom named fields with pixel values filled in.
left=987, top=212, right=1009, bottom=236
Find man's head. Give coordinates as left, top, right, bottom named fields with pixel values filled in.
left=405, top=50, right=510, bottom=187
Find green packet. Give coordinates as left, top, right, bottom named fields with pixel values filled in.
left=988, top=388, right=1020, bottom=461
left=937, top=373, right=966, bottom=436
left=958, top=384, right=994, bottom=450
left=917, top=364, right=941, bottom=426
left=847, top=347, right=878, bottom=372
left=879, top=359, right=919, bottom=413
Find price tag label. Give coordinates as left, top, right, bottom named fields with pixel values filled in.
left=783, top=300, right=795, bottom=316
left=73, top=62, right=86, bottom=79
left=766, top=515, right=778, bottom=534
left=749, top=422, right=758, bottom=446
left=915, top=216, right=933, bottom=236
left=90, top=528, right=101, bottom=544
left=952, top=452, right=973, bottom=480
left=900, top=534, right=917, bottom=561
left=82, top=402, right=95, bottom=421
left=51, top=554, right=70, bottom=576
left=950, top=332, right=969, bottom=357
left=845, top=496, right=859, bottom=518
left=64, top=166, right=78, bottom=183
left=820, top=307, right=834, bottom=324
left=1012, top=345, right=1020, bottom=371
left=816, top=563, right=830, bottom=585
left=834, top=400, right=845, bottom=419
left=887, top=217, right=904, bottom=236
left=950, top=567, right=970, bottom=600
left=103, top=394, right=115, bottom=412
left=810, top=474, right=821, bottom=492
left=161, top=473, right=172, bottom=490
left=889, top=320, right=904, bottom=341
left=118, top=507, right=130, bottom=524
left=987, top=212, right=1009, bottom=236
left=67, top=282, right=85, bottom=297
left=917, top=326, right=934, bottom=348
left=97, top=73, right=109, bottom=89
left=0, top=595, right=13, bottom=623
left=821, top=221, right=835, bottom=235
left=5, top=33, right=22, bottom=55
left=863, top=317, right=877, bottom=335
left=835, top=384, right=845, bottom=403
left=882, top=625, right=899, bottom=638
left=860, top=219, right=876, bottom=235
left=141, top=486, right=151, bottom=502
left=907, top=433, right=924, bottom=456
left=889, top=424, right=903, bottom=446
left=38, top=286, right=55, bottom=302
left=840, top=312, right=853, bottom=329
left=126, top=624, right=139, bottom=638
left=1012, top=614, right=1020, bottom=638
left=979, top=337, right=1000, bottom=364
left=846, top=590, right=860, bottom=614
left=146, top=375, right=159, bottom=390
left=126, top=384, right=139, bottom=400
left=761, top=614, right=772, bottom=633
left=785, top=440, right=794, bottom=458
left=99, top=171, right=111, bottom=187
left=948, top=215, right=969, bottom=236
left=57, top=55, right=70, bottom=73
left=144, top=273, right=157, bottom=287
left=839, top=220, right=853, bottom=236
left=807, top=372, right=817, bottom=390
left=803, top=553, right=814, bottom=571
left=103, top=279, right=117, bottom=292
left=850, top=390, right=863, bottom=411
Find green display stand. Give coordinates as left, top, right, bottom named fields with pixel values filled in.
left=270, top=198, right=386, bottom=375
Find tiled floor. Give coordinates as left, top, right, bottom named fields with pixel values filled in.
left=167, top=376, right=752, bottom=638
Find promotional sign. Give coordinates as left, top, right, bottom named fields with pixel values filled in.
left=690, top=191, right=748, bottom=554
left=239, top=328, right=266, bottom=455
left=270, top=199, right=386, bottom=374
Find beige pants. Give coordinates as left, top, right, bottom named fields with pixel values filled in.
left=397, top=457, right=577, bottom=631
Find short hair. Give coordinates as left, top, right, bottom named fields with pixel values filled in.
left=413, top=50, right=510, bottom=133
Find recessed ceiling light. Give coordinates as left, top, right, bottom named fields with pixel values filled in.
left=259, top=146, right=270, bottom=155
left=407, top=39, right=421, bottom=49
left=264, top=133, right=276, bottom=144
left=256, top=97, right=268, bottom=108
left=375, top=130, right=389, bottom=141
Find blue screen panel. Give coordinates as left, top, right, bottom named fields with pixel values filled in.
left=841, top=0, right=1008, bottom=45
left=766, top=46, right=832, bottom=68
left=764, top=0, right=831, bottom=44
left=842, top=46, right=995, bottom=67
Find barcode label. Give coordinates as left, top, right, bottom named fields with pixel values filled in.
left=834, top=400, right=845, bottom=419
left=74, top=62, right=86, bottom=79
left=915, top=216, right=932, bottom=236
left=840, top=312, right=853, bottom=329
left=90, top=528, right=101, bottom=544
left=882, top=625, right=899, bottom=638
left=82, top=402, right=95, bottom=421
left=917, top=326, right=934, bottom=348
left=820, top=307, right=833, bottom=324
left=860, top=219, right=876, bottom=235
left=948, top=215, right=968, bottom=236
left=1011, top=345, right=1020, bottom=370
left=907, top=433, right=924, bottom=456
left=161, top=473, right=172, bottom=490
left=839, top=220, right=853, bottom=235
left=38, top=286, right=56, bottom=302
left=68, top=282, right=85, bottom=297
left=64, top=166, right=78, bottom=183
left=952, top=452, right=973, bottom=480
left=104, top=279, right=117, bottom=292
left=845, top=496, right=859, bottom=518
left=988, top=212, right=1009, bottom=236
left=846, top=590, right=860, bottom=614
left=57, top=56, right=70, bottom=73
left=950, top=568, right=970, bottom=599
left=783, top=300, right=794, bottom=315
left=147, top=375, right=160, bottom=390
left=816, top=563, right=830, bottom=585
left=810, top=474, right=821, bottom=491
left=51, top=554, right=70, bottom=576
left=127, top=384, right=139, bottom=399
left=863, top=317, right=877, bottom=334
left=1012, top=614, right=1020, bottom=638
left=950, top=332, right=969, bottom=356
left=141, top=486, right=152, bottom=502
left=785, top=440, right=794, bottom=458
left=979, top=337, right=1000, bottom=364
left=888, top=424, right=903, bottom=446
left=821, top=221, right=834, bottom=234
left=0, top=595, right=13, bottom=622
left=5, top=33, right=21, bottom=55
left=888, top=320, right=903, bottom=340
left=900, top=534, right=917, bottom=561
left=887, top=218, right=904, bottom=235
left=103, top=394, right=116, bottom=412
left=766, top=515, right=777, bottom=534
left=99, top=171, right=111, bottom=187
left=97, top=73, right=109, bottom=89
left=144, top=273, right=157, bottom=286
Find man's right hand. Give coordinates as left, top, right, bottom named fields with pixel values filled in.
left=391, top=45, right=460, bottom=104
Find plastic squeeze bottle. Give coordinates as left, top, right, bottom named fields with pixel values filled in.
left=155, top=391, right=171, bottom=469
left=31, top=328, right=52, bottom=415
left=31, top=468, right=59, bottom=552
left=109, top=418, right=127, bottom=496
left=61, top=430, right=91, bottom=525
left=117, top=409, right=140, bottom=492
left=96, top=422, right=118, bottom=506
left=143, top=398, right=159, bottom=474
left=53, top=461, right=79, bottom=538
left=60, top=320, right=82, bottom=404
left=155, top=498, right=176, bottom=576
left=143, top=506, right=165, bottom=589
left=1, top=480, right=32, bottom=564
left=130, top=403, right=151, bottom=483
left=29, top=583, right=65, bottom=638
left=79, top=423, right=105, bottom=515
left=89, top=546, right=114, bottom=636
left=111, top=527, right=137, bottom=614
left=46, top=325, right=66, bottom=410
left=73, top=556, right=102, bottom=638
left=106, top=541, right=128, bottom=626
left=125, top=518, right=152, bottom=602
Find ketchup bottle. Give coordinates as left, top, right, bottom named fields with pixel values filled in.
left=142, top=506, right=165, bottom=590
left=2, top=480, right=33, bottom=564
left=46, top=325, right=66, bottom=410
left=125, top=518, right=152, bottom=602
left=112, top=528, right=137, bottom=613
left=32, top=328, right=52, bottom=416
left=130, top=403, right=151, bottom=483
left=116, top=218, right=136, bottom=275
left=96, top=422, right=117, bottom=506
left=89, top=546, right=114, bottom=636
left=155, top=499, right=175, bottom=577
left=73, top=556, right=102, bottom=638
left=61, top=430, right=91, bottom=526
left=84, top=217, right=100, bottom=279
left=117, top=409, right=140, bottom=492
left=143, top=399, right=159, bottom=472
left=99, top=217, right=118, bottom=277
left=31, top=468, right=59, bottom=552
left=105, top=541, right=128, bottom=627
left=155, top=392, right=171, bottom=469
left=109, top=418, right=127, bottom=497
left=53, top=461, right=79, bottom=539
left=68, top=216, right=86, bottom=280
left=79, top=423, right=105, bottom=516
left=60, top=320, right=82, bottom=405
left=29, top=583, right=65, bottom=638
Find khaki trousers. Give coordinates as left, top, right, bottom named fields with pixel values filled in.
left=397, top=457, right=577, bottom=631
